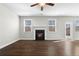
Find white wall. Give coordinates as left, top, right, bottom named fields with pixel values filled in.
left=0, top=4, right=19, bottom=49
left=73, top=16, right=79, bottom=40
left=19, top=16, right=79, bottom=40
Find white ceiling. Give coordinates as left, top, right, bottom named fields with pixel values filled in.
left=2, top=3, right=79, bottom=16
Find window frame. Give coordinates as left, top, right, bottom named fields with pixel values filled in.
left=75, top=20, right=79, bottom=32
left=24, top=19, right=32, bottom=32
left=48, top=19, right=56, bottom=32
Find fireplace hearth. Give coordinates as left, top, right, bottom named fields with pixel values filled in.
left=35, top=30, right=45, bottom=40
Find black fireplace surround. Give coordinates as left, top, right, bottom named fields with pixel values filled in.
left=35, top=30, right=45, bottom=40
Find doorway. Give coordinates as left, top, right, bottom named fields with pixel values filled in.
left=65, top=22, right=73, bottom=39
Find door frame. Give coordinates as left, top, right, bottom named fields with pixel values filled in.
left=65, top=22, right=73, bottom=40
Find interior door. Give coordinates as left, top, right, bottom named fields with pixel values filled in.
left=65, top=22, right=73, bottom=40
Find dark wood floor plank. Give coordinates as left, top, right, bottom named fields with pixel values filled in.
left=0, top=40, right=65, bottom=56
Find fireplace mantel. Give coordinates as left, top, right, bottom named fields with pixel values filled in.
left=33, top=25, right=47, bottom=40
left=33, top=25, right=46, bottom=28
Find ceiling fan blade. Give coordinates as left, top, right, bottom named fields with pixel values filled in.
left=46, top=3, right=55, bottom=6
left=41, top=6, right=43, bottom=11
left=31, top=3, right=39, bottom=7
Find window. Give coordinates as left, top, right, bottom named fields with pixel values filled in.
left=24, top=19, right=32, bottom=32
left=66, top=24, right=70, bottom=36
left=75, top=20, right=79, bottom=32
left=48, top=19, right=56, bottom=32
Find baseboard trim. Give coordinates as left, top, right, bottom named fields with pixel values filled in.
left=45, top=38, right=64, bottom=40
left=20, top=38, right=65, bottom=41
left=0, top=38, right=19, bottom=49
left=20, top=38, right=35, bottom=40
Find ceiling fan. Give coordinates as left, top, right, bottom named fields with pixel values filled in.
left=30, top=3, right=55, bottom=11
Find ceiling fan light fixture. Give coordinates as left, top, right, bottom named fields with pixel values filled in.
left=39, top=3, right=45, bottom=6
left=31, top=3, right=55, bottom=11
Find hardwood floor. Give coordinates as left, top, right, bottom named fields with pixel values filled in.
left=72, top=40, right=79, bottom=56
left=0, top=40, right=64, bottom=56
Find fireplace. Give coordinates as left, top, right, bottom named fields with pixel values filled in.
left=35, top=30, right=45, bottom=40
